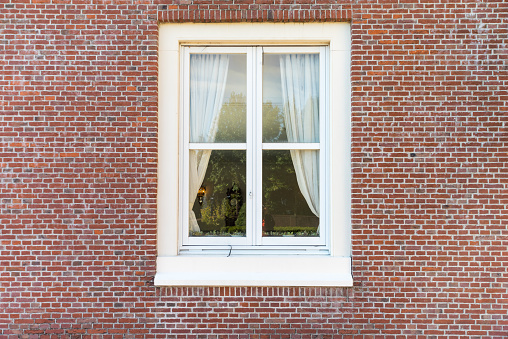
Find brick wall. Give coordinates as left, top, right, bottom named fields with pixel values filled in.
left=1, top=0, right=507, bottom=337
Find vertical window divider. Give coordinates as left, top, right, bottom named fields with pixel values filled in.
left=254, top=46, right=263, bottom=246
left=246, top=47, right=255, bottom=246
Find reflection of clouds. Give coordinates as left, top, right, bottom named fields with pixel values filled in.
left=189, top=54, right=246, bottom=106
left=263, top=55, right=282, bottom=105
left=224, top=53, right=284, bottom=105
left=193, top=53, right=317, bottom=107
left=224, top=54, right=246, bottom=100
left=262, top=56, right=285, bottom=141
left=204, top=53, right=288, bottom=106
left=263, top=54, right=287, bottom=142
left=195, top=53, right=322, bottom=109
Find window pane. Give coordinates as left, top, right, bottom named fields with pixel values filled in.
left=190, top=54, right=247, bottom=143
left=262, top=150, right=319, bottom=237
left=262, top=54, right=319, bottom=143
left=190, top=150, right=247, bottom=237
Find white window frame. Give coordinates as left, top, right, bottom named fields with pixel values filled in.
left=182, top=45, right=327, bottom=249
left=157, top=23, right=352, bottom=286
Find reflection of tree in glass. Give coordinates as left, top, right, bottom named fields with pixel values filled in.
left=195, top=93, right=315, bottom=236
left=263, top=150, right=295, bottom=214
left=263, top=150, right=318, bottom=235
left=263, top=102, right=287, bottom=142
left=199, top=150, right=246, bottom=235
left=207, top=151, right=245, bottom=207
left=215, top=92, right=246, bottom=143
left=215, top=91, right=287, bottom=143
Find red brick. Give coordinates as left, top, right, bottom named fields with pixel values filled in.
left=1, top=0, right=507, bottom=337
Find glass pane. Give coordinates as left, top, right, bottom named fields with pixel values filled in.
left=190, top=54, right=247, bottom=143
left=262, top=150, right=319, bottom=237
left=190, top=150, right=247, bottom=237
left=262, top=53, right=319, bottom=143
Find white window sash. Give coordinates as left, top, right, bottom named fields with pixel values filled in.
left=181, top=46, right=254, bottom=247
left=182, top=45, right=327, bottom=249
left=257, top=46, right=327, bottom=247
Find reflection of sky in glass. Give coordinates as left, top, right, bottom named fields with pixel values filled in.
left=224, top=54, right=246, bottom=100
left=263, top=55, right=283, bottom=107
left=263, top=54, right=285, bottom=142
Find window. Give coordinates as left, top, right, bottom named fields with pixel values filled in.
left=157, top=23, right=352, bottom=286
left=183, top=46, right=326, bottom=249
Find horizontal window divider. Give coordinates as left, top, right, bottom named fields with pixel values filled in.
left=262, top=143, right=320, bottom=150
left=189, top=143, right=247, bottom=150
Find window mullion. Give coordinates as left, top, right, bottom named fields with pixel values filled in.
left=246, top=46, right=256, bottom=246
left=254, top=46, right=263, bottom=246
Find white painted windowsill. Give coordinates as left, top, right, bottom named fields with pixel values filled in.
left=154, top=256, right=353, bottom=287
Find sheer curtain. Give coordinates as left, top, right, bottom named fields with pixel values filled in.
left=279, top=54, right=320, bottom=220
left=189, top=54, right=230, bottom=232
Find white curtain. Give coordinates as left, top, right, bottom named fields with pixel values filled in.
left=189, top=54, right=230, bottom=232
left=279, top=54, right=320, bottom=219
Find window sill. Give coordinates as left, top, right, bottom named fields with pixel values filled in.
left=154, top=256, right=352, bottom=287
